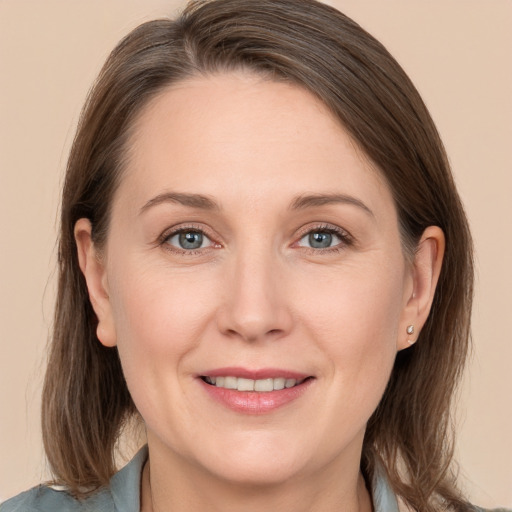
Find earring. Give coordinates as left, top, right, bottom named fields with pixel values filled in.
left=406, top=324, right=415, bottom=345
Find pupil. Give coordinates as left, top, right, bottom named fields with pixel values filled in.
left=179, top=231, right=203, bottom=249
left=309, top=232, right=332, bottom=248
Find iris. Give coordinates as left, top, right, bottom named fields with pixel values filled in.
left=179, top=231, right=203, bottom=250
left=309, top=232, right=333, bottom=249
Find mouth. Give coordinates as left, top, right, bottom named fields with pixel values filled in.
left=200, top=375, right=310, bottom=392
left=198, top=368, right=315, bottom=413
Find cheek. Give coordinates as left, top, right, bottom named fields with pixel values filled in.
left=299, top=259, right=404, bottom=338
left=110, top=262, right=214, bottom=347
left=308, top=273, right=402, bottom=455
left=296, top=260, right=404, bottom=395
left=106, top=262, right=223, bottom=439
left=106, top=259, right=220, bottom=406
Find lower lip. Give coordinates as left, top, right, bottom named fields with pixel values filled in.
left=199, top=378, right=314, bottom=414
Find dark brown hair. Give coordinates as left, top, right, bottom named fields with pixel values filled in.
left=42, top=1, right=473, bottom=510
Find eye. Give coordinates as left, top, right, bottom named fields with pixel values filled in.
left=299, top=231, right=340, bottom=249
left=165, top=229, right=213, bottom=251
left=296, top=226, right=350, bottom=250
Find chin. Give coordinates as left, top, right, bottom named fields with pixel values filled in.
left=195, top=434, right=312, bottom=486
left=206, top=458, right=304, bottom=487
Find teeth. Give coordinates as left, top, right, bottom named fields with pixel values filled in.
left=203, top=376, right=302, bottom=392
left=237, top=378, right=255, bottom=391
left=273, top=378, right=285, bottom=390
left=224, top=376, right=237, bottom=389
left=254, top=378, right=273, bottom=392
left=285, top=378, right=297, bottom=388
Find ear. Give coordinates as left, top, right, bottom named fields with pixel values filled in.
left=397, top=226, right=445, bottom=351
left=74, top=218, right=117, bottom=347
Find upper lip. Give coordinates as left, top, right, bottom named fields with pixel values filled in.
left=199, top=367, right=312, bottom=380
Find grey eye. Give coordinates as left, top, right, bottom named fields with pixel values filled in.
left=309, top=232, right=332, bottom=248
left=167, top=230, right=209, bottom=250
left=298, top=230, right=341, bottom=249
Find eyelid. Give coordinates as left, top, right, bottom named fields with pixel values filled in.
left=158, top=223, right=221, bottom=254
left=293, top=223, right=354, bottom=250
left=295, top=223, right=352, bottom=240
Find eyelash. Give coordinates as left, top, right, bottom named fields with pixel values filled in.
left=158, top=223, right=353, bottom=256
left=294, top=224, right=353, bottom=254
left=158, top=224, right=219, bottom=256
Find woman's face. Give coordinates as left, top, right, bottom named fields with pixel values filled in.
left=87, top=72, right=418, bottom=484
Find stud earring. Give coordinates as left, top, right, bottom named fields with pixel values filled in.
left=406, top=324, right=415, bottom=345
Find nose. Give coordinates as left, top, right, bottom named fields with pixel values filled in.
left=216, top=247, right=293, bottom=343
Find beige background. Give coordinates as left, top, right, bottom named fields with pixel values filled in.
left=1, top=0, right=511, bottom=507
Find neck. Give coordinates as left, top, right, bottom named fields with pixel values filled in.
left=140, top=442, right=373, bottom=512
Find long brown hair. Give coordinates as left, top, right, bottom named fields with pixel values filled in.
left=42, top=1, right=474, bottom=510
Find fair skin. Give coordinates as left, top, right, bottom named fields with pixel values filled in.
left=75, top=72, right=444, bottom=512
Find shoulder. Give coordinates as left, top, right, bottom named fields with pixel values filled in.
left=1, top=445, right=147, bottom=512
left=0, top=485, right=113, bottom=512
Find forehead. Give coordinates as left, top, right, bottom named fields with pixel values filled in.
left=117, top=71, right=392, bottom=214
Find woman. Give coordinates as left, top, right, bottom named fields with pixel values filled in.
left=1, top=0, right=508, bottom=511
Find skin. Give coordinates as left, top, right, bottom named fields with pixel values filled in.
left=75, top=72, right=444, bottom=512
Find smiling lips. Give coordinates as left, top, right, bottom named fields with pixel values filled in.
left=199, top=369, right=314, bottom=413
left=202, top=375, right=305, bottom=392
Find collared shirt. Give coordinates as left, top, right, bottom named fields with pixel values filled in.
left=0, top=446, right=506, bottom=512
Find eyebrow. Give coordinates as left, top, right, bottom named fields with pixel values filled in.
left=139, top=191, right=374, bottom=218
left=290, top=193, right=374, bottom=217
left=140, top=192, right=220, bottom=214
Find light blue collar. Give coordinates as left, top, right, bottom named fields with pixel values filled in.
left=109, top=445, right=148, bottom=512
left=371, top=460, right=400, bottom=512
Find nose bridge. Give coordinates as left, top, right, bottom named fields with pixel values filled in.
left=219, top=239, right=292, bottom=342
